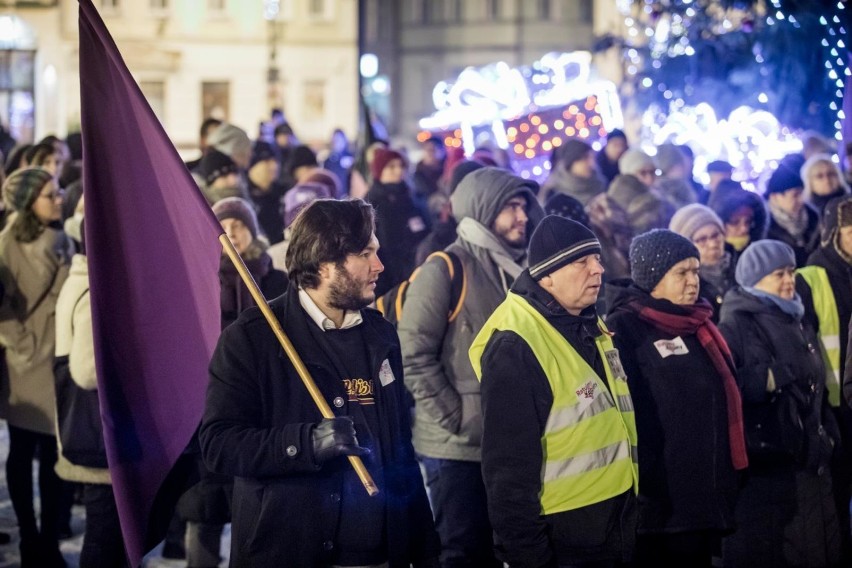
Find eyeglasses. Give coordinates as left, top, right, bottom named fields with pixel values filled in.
left=38, top=190, right=64, bottom=201
left=637, top=169, right=657, bottom=177
left=812, top=171, right=839, bottom=180
left=693, top=231, right=724, bottom=246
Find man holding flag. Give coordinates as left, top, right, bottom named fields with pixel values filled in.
left=199, top=199, right=440, bottom=568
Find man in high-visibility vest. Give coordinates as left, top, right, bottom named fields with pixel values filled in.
left=470, top=215, right=638, bottom=568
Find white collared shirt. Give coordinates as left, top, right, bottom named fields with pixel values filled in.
left=298, top=287, right=363, bottom=331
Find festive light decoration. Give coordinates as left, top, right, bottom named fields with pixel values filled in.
left=419, top=52, right=623, bottom=179
left=642, top=102, right=803, bottom=189
left=616, top=1, right=848, bottom=139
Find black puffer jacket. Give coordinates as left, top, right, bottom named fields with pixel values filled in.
left=605, top=281, right=738, bottom=535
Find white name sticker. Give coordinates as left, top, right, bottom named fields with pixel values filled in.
left=654, top=336, right=689, bottom=358
left=604, top=349, right=627, bottom=380
left=408, top=216, right=427, bottom=233
left=379, top=358, right=395, bottom=387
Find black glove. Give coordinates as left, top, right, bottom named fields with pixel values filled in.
left=311, top=416, right=370, bottom=464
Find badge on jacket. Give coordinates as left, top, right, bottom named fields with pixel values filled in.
left=379, top=358, right=395, bottom=386
left=653, top=336, right=689, bottom=358
left=604, top=349, right=627, bottom=380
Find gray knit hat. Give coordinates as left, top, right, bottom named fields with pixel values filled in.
left=735, top=240, right=795, bottom=288
left=618, top=149, right=656, bottom=177
left=669, top=203, right=724, bottom=240
left=629, top=229, right=699, bottom=292
left=212, top=197, right=259, bottom=239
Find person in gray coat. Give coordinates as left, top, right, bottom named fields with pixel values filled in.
left=398, top=167, right=543, bottom=567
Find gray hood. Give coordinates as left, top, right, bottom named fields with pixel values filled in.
left=450, top=167, right=544, bottom=229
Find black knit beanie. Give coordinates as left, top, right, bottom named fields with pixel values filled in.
left=629, top=229, right=699, bottom=292
left=528, top=215, right=601, bottom=280
left=199, top=150, right=238, bottom=186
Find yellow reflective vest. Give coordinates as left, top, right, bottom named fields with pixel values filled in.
left=469, top=292, right=638, bottom=516
left=798, top=265, right=842, bottom=407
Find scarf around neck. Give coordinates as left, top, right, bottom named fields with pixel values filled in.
left=456, top=216, right=526, bottom=292
left=626, top=298, right=749, bottom=470
left=744, top=287, right=805, bottom=320
left=769, top=200, right=809, bottom=240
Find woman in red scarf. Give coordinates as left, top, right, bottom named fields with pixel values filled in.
left=606, top=229, right=747, bottom=568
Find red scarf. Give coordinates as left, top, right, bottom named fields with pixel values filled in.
left=628, top=299, right=749, bottom=471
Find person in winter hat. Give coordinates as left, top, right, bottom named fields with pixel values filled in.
left=266, top=183, right=334, bottom=272
left=207, top=123, right=251, bottom=169
left=199, top=149, right=243, bottom=206
left=540, top=138, right=606, bottom=206
left=800, top=153, right=850, bottom=217
left=470, top=215, right=639, bottom=567
left=670, top=204, right=736, bottom=320
left=707, top=179, right=768, bottom=259
left=764, top=163, right=820, bottom=267
left=247, top=140, right=288, bottom=245
left=0, top=167, right=71, bottom=567
left=596, top=129, right=628, bottom=185
left=399, top=167, right=543, bottom=567
left=365, top=147, right=429, bottom=296
left=606, top=227, right=746, bottom=567
left=719, top=239, right=842, bottom=567
left=655, top=143, right=699, bottom=209
left=285, top=144, right=319, bottom=184
left=796, top=195, right=852, bottom=560
left=706, top=160, right=734, bottom=198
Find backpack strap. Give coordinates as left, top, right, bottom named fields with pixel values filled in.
left=424, top=251, right=467, bottom=323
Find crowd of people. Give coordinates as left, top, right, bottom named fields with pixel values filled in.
left=0, top=115, right=849, bottom=568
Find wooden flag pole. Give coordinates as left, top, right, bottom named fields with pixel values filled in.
left=218, top=234, right=379, bottom=497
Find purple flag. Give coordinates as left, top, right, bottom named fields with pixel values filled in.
left=78, top=0, right=223, bottom=564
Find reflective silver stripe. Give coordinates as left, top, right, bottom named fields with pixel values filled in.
left=822, top=334, right=840, bottom=350
left=543, top=440, right=630, bottom=483
left=545, top=394, right=612, bottom=433
left=631, top=445, right=639, bottom=463
left=616, top=395, right=634, bottom=412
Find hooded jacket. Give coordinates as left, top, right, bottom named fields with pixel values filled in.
left=399, top=167, right=543, bottom=461
left=707, top=182, right=769, bottom=246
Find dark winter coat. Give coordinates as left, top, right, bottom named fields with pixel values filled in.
left=766, top=204, right=820, bottom=268
left=605, top=281, right=738, bottom=535
left=718, top=287, right=841, bottom=567
left=607, top=174, right=675, bottom=234
left=366, top=180, right=430, bottom=297
left=479, top=271, right=636, bottom=568
left=218, top=247, right=289, bottom=329
left=248, top=179, right=288, bottom=245
left=199, top=288, right=439, bottom=567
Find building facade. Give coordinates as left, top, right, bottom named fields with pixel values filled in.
left=0, top=0, right=359, bottom=152
left=360, top=0, right=625, bottom=143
